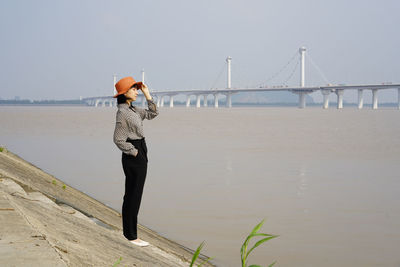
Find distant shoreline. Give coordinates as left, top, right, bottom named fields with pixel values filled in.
left=0, top=103, right=87, bottom=106
left=1, top=102, right=399, bottom=107
left=0, top=99, right=86, bottom=105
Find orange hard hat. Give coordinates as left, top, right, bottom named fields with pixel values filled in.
left=113, top=77, right=143, bottom=98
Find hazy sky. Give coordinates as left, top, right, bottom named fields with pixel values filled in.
left=1, top=0, right=399, bottom=102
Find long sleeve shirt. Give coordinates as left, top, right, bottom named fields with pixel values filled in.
left=113, top=99, right=159, bottom=156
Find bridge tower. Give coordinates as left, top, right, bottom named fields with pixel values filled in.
left=226, top=56, right=233, bottom=108
left=113, top=74, right=117, bottom=95
left=141, top=69, right=145, bottom=83
left=298, top=47, right=307, bottom=108
left=299, top=47, right=306, bottom=87
left=226, top=56, right=232, bottom=89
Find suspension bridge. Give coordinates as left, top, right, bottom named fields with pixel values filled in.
left=83, top=47, right=400, bottom=109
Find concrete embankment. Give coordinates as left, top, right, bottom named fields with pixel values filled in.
left=0, top=149, right=215, bottom=267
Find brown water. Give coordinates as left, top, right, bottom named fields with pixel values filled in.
left=1, top=105, right=399, bottom=266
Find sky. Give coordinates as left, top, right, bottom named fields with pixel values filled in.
left=0, top=0, right=399, bottom=102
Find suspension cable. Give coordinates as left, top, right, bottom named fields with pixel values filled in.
left=282, top=59, right=300, bottom=86
left=307, top=53, right=330, bottom=84
left=210, top=61, right=227, bottom=89
left=255, top=50, right=299, bottom=87
left=143, top=72, right=154, bottom=92
left=232, top=61, right=255, bottom=89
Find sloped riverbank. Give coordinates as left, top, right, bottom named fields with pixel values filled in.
left=0, top=149, right=215, bottom=266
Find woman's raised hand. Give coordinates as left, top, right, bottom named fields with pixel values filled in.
left=140, top=83, right=152, bottom=100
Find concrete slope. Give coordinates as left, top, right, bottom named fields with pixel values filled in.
left=0, top=150, right=215, bottom=266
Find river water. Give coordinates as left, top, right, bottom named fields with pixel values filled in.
left=1, top=105, right=399, bottom=266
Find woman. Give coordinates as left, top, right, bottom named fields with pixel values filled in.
left=113, top=76, right=159, bottom=247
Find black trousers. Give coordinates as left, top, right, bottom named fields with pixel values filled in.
left=121, top=138, right=148, bottom=240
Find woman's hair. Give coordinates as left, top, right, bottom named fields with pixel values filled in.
left=117, top=94, right=128, bottom=104
left=117, top=85, right=138, bottom=104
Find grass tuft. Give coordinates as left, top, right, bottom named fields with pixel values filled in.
left=190, top=219, right=277, bottom=267
left=190, top=241, right=213, bottom=267
left=240, top=219, right=278, bottom=267
left=112, top=257, right=122, bottom=266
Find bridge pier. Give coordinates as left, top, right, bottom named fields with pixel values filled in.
left=203, top=95, right=208, bottom=107
left=196, top=95, right=201, bottom=108
left=358, top=89, right=364, bottom=109
left=160, top=96, right=165, bottom=107
left=186, top=95, right=191, bottom=107
left=226, top=93, right=232, bottom=108
left=142, top=97, right=146, bottom=107
left=292, top=91, right=310, bottom=109
left=214, top=94, right=219, bottom=108
left=372, top=89, right=378, bottom=110
left=335, top=89, right=344, bottom=109
left=298, top=92, right=306, bottom=109
left=398, top=88, right=400, bottom=110
left=321, top=89, right=330, bottom=109
left=169, top=96, right=174, bottom=108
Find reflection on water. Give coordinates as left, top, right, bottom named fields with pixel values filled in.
left=297, top=164, right=308, bottom=197
left=1, top=106, right=400, bottom=266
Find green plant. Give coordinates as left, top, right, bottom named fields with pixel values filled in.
left=52, top=180, right=57, bottom=185
left=190, top=241, right=213, bottom=267
left=0, top=147, right=4, bottom=152
left=190, top=220, right=277, bottom=267
left=240, top=219, right=278, bottom=267
left=112, top=257, right=122, bottom=266
left=62, top=184, right=66, bottom=190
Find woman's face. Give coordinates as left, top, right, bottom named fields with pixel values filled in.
left=125, top=88, right=138, bottom=101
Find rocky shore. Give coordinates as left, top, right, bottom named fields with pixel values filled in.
left=0, top=149, right=215, bottom=267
